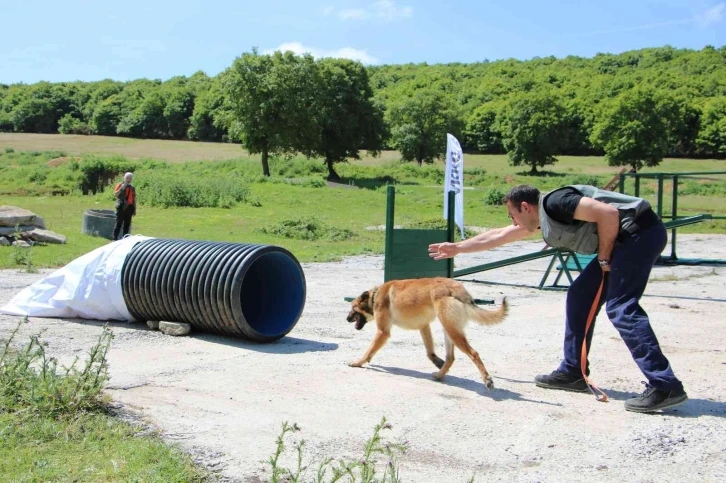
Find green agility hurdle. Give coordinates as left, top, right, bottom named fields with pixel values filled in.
left=554, top=214, right=718, bottom=278
left=619, top=171, right=726, bottom=266
left=381, top=185, right=581, bottom=292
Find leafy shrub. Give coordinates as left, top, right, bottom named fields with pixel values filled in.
left=270, top=157, right=327, bottom=177
left=136, top=172, right=249, bottom=208
left=28, top=170, right=47, bottom=183
left=259, top=217, right=356, bottom=241
left=482, top=186, right=506, bottom=205
left=58, top=114, right=91, bottom=134
left=9, top=245, right=37, bottom=273
left=78, top=156, right=138, bottom=194
left=4, top=147, right=14, bottom=153
left=0, top=320, right=112, bottom=417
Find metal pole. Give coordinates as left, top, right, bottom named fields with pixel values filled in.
left=657, top=173, right=664, bottom=219
left=384, top=185, right=395, bottom=282
left=446, top=190, right=456, bottom=278
left=634, top=174, right=640, bottom=198
left=619, top=172, right=625, bottom=194
left=671, top=175, right=678, bottom=260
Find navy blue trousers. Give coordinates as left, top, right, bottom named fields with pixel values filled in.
left=556, top=221, right=684, bottom=392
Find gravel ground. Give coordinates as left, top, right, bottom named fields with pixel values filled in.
left=1, top=234, right=725, bottom=482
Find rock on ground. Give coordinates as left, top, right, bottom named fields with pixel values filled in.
left=159, top=321, right=191, bottom=336
left=25, top=228, right=67, bottom=244
left=0, top=206, right=45, bottom=229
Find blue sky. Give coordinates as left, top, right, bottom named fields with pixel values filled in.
left=1, top=0, right=724, bottom=84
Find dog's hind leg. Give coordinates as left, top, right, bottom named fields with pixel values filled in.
left=435, top=299, right=495, bottom=389
left=446, top=330, right=494, bottom=390
left=420, top=325, right=444, bottom=369
left=349, top=329, right=390, bottom=368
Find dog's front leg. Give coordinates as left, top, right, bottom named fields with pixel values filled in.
left=420, top=326, right=444, bottom=369
left=433, top=333, right=455, bottom=381
left=349, top=329, right=390, bottom=367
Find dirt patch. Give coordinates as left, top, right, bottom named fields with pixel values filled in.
left=1, top=234, right=725, bottom=482
left=46, top=156, right=80, bottom=168
left=326, top=180, right=359, bottom=189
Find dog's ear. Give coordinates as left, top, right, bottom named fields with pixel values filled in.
left=359, top=290, right=370, bottom=302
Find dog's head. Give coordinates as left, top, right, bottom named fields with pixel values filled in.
left=346, top=289, right=376, bottom=330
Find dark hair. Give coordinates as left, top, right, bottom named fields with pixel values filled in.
left=503, top=185, right=540, bottom=210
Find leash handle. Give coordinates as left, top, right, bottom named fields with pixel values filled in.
left=581, top=272, right=609, bottom=403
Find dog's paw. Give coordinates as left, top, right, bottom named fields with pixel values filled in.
left=348, top=361, right=364, bottom=368
left=430, top=356, right=445, bottom=369
left=432, top=371, right=445, bottom=381
left=484, top=376, right=494, bottom=390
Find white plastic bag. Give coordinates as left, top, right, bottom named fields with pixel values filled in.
left=1, top=235, right=153, bottom=321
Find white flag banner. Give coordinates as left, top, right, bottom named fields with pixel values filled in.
left=443, top=133, right=465, bottom=238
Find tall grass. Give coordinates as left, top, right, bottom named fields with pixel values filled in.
left=0, top=319, right=112, bottom=417
left=0, top=319, right=207, bottom=481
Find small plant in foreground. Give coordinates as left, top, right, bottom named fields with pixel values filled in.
left=267, top=416, right=408, bottom=483
left=0, top=318, right=113, bottom=417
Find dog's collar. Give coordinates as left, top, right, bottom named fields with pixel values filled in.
left=369, top=287, right=378, bottom=307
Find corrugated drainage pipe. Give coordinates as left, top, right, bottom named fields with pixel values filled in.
left=121, top=238, right=306, bottom=342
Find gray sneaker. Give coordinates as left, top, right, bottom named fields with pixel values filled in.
left=534, top=370, right=589, bottom=393
left=624, top=383, right=688, bottom=413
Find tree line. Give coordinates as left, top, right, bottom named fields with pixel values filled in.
left=1, top=45, right=725, bottom=176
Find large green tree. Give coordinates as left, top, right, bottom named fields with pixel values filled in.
left=387, top=89, right=462, bottom=166
left=696, top=97, right=726, bottom=158
left=302, top=58, right=386, bottom=180
left=223, top=50, right=318, bottom=176
left=464, top=101, right=504, bottom=153
left=498, top=90, right=566, bottom=174
left=590, top=88, right=686, bottom=171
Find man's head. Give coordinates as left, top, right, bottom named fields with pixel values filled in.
left=503, top=185, right=541, bottom=232
left=123, top=172, right=134, bottom=184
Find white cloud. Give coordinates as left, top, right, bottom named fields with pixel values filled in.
left=585, top=3, right=725, bottom=36
left=339, top=8, right=370, bottom=20
left=264, top=42, right=379, bottom=64
left=696, top=3, right=725, bottom=27
left=372, top=0, right=413, bottom=21
left=326, top=1, right=413, bottom=22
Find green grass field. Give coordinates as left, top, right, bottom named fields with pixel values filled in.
left=1, top=133, right=725, bottom=270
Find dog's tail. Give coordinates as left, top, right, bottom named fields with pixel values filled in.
left=467, top=297, right=508, bottom=326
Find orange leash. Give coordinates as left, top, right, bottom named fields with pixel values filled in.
left=581, top=273, right=608, bottom=402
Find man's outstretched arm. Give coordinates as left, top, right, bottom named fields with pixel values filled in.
left=428, top=224, right=533, bottom=260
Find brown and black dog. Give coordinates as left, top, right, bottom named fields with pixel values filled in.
left=346, top=277, right=508, bottom=389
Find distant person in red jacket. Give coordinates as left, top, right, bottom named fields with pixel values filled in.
left=113, top=172, right=136, bottom=240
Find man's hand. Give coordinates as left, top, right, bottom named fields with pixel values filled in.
left=428, top=242, right=458, bottom=260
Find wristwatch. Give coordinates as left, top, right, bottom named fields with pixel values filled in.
left=598, top=258, right=611, bottom=268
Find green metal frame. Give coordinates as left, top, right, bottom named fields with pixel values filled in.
left=618, top=171, right=726, bottom=265
left=382, top=186, right=583, bottom=291
left=383, top=185, right=456, bottom=281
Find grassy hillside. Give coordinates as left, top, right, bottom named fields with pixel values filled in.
left=0, top=135, right=724, bottom=270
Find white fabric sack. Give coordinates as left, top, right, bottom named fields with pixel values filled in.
left=1, top=235, right=153, bottom=321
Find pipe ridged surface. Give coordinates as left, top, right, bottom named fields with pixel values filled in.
left=121, top=238, right=306, bottom=342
